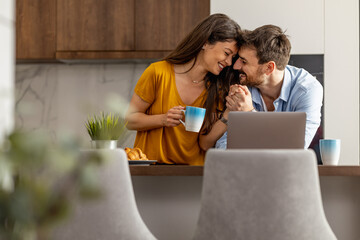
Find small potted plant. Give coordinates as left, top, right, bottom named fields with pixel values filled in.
left=85, top=112, right=127, bottom=149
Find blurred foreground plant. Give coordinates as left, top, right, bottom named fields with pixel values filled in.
left=0, top=130, right=105, bottom=240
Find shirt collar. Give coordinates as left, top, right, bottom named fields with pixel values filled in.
left=278, top=66, right=291, bottom=102
left=250, top=87, right=262, bottom=107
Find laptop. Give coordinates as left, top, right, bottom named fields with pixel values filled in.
left=227, top=112, right=306, bottom=149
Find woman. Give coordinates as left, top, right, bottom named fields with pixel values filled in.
left=125, top=14, right=242, bottom=165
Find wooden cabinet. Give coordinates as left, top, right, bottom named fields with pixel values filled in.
left=16, top=0, right=210, bottom=60
left=57, top=0, right=134, bottom=51
left=16, top=0, right=56, bottom=59
left=135, top=0, right=210, bottom=51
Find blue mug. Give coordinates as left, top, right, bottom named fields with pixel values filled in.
left=180, top=106, right=206, bottom=132
left=319, top=139, right=341, bottom=165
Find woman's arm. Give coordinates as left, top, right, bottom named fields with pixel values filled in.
left=199, top=109, right=230, bottom=151
left=199, top=84, right=255, bottom=150
left=199, top=84, right=250, bottom=151
left=125, top=93, right=185, bottom=131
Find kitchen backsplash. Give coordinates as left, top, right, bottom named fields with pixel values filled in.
left=15, top=61, right=153, bottom=148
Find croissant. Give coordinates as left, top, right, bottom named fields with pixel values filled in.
left=128, top=149, right=140, bottom=160
left=125, top=147, right=148, bottom=160
left=134, top=147, right=148, bottom=160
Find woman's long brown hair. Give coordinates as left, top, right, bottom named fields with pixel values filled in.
left=164, top=13, right=243, bottom=135
left=202, top=60, right=241, bottom=134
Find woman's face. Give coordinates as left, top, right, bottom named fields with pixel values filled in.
left=202, top=40, right=238, bottom=75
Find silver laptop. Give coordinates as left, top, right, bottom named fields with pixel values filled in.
left=227, top=112, right=306, bottom=149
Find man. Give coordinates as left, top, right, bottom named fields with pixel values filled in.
left=216, top=25, right=323, bottom=149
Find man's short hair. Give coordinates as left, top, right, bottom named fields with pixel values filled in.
left=243, top=25, right=291, bottom=70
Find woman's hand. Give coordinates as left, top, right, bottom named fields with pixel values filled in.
left=226, top=84, right=254, bottom=112
left=228, top=84, right=243, bottom=97
left=126, top=93, right=186, bottom=131
left=162, top=106, right=185, bottom=127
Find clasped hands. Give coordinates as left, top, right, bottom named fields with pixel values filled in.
left=226, top=84, right=254, bottom=112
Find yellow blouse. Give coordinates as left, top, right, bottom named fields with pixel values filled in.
left=133, top=60, right=207, bottom=165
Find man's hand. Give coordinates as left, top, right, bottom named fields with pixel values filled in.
left=162, top=106, right=185, bottom=127
left=226, top=84, right=254, bottom=112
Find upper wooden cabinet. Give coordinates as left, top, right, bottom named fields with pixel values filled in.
left=16, top=0, right=56, bottom=59
left=135, top=0, right=210, bottom=51
left=57, top=0, right=134, bottom=51
left=16, top=0, right=210, bottom=60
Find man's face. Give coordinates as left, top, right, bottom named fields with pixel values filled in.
left=233, top=46, right=267, bottom=87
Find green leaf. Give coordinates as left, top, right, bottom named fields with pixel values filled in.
left=84, top=112, right=127, bottom=140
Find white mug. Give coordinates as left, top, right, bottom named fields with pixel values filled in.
left=319, top=139, right=341, bottom=165
left=180, top=106, right=206, bottom=132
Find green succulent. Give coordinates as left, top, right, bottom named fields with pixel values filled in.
left=85, top=112, right=127, bottom=141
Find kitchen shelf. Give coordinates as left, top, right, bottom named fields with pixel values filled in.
left=129, top=165, right=360, bottom=176
left=55, top=51, right=171, bottom=60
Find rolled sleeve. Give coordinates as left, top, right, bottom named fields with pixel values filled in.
left=215, top=132, right=227, bottom=149
left=294, top=82, right=323, bottom=148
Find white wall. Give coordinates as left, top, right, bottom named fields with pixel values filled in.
left=324, top=0, right=359, bottom=165
left=0, top=0, right=14, bottom=141
left=211, top=0, right=359, bottom=165
left=211, top=0, right=324, bottom=54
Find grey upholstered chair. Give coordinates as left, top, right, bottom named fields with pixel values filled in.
left=193, top=149, right=336, bottom=240
left=53, top=149, right=156, bottom=240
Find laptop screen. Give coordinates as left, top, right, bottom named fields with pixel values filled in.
left=227, top=112, right=306, bottom=149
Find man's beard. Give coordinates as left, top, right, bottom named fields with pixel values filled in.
left=239, top=71, right=264, bottom=87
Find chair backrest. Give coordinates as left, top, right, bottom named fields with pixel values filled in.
left=53, top=149, right=156, bottom=240
left=193, top=149, right=336, bottom=240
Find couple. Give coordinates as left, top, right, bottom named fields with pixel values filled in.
left=125, top=14, right=323, bottom=165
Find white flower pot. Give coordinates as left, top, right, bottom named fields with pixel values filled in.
left=91, top=140, right=118, bottom=149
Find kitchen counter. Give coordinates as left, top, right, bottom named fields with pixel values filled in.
left=131, top=165, right=360, bottom=240
left=129, top=165, right=360, bottom=176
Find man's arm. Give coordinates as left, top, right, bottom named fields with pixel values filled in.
left=215, top=132, right=227, bottom=149
left=293, top=82, right=323, bottom=148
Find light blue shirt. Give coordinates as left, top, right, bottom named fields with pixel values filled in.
left=215, top=65, right=323, bottom=149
